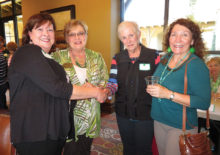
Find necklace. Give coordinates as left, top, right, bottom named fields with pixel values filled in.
left=70, top=50, right=87, bottom=68
left=75, top=59, right=86, bottom=68
left=159, top=51, right=191, bottom=84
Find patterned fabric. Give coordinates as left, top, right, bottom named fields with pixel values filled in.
left=52, top=48, right=109, bottom=140
left=106, top=56, right=118, bottom=96
left=0, top=49, right=10, bottom=59
left=210, top=76, right=220, bottom=93
left=106, top=54, right=160, bottom=96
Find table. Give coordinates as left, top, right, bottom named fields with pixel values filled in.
left=197, top=98, right=220, bottom=121
left=197, top=98, right=220, bottom=154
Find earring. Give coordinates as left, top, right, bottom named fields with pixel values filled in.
left=190, top=47, right=195, bottom=53
left=167, top=47, right=172, bottom=53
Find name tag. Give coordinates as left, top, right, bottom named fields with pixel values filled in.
left=139, top=63, right=150, bottom=71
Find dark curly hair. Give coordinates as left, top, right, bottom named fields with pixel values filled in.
left=22, top=13, right=56, bottom=45
left=163, top=18, right=206, bottom=63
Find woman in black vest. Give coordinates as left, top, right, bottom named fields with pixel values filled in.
left=106, top=21, right=160, bottom=155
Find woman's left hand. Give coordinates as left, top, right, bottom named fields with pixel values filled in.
left=146, top=84, right=170, bottom=99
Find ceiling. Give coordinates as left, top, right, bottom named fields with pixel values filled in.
left=0, top=0, right=21, bottom=18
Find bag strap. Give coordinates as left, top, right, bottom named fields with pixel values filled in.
left=182, top=57, right=211, bottom=132
left=182, top=58, right=190, bottom=132
left=206, top=110, right=210, bottom=129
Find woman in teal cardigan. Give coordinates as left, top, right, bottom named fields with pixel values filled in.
left=146, top=18, right=211, bottom=155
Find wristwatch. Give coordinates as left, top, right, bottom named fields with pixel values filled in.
left=170, top=91, right=175, bottom=101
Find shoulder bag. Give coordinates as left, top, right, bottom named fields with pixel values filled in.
left=179, top=58, right=212, bottom=155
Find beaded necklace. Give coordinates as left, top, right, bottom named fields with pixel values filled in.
left=159, top=51, right=191, bottom=84
left=75, top=58, right=87, bottom=68
left=71, top=50, right=87, bottom=68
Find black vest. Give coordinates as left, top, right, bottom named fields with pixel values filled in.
left=115, top=45, right=158, bottom=120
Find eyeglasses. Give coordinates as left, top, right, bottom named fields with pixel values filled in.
left=68, top=32, right=86, bottom=38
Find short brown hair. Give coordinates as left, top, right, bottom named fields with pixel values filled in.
left=6, top=41, right=17, bottom=52
left=22, top=13, right=56, bottom=45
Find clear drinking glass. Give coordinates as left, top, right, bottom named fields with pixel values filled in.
left=145, top=76, right=161, bottom=102
left=144, top=76, right=159, bottom=85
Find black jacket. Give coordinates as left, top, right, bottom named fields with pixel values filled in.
left=115, top=44, right=159, bottom=120
left=8, top=44, right=73, bottom=143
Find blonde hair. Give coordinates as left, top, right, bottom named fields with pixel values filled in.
left=64, top=19, right=88, bottom=40
left=207, top=57, right=220, bottom=66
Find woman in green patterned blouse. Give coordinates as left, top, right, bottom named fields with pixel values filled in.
left=52, top=19, right=109, bottom=155
left=207, top=57, right=220, bottom=99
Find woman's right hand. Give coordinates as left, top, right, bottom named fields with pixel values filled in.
left=146, top=84, right=170, bottom=99
left=95, top=87, right=108, bottom=103
left=82, top=82, right=108, bottom=102
left=71, top=84, right=108, bottom=102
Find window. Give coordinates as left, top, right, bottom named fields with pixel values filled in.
left=0, top=0, right=22, bottom=45
left=169, top=0, right=220, bottom=51
left=124, top=0, right=165, bottom=50
left=0, top=1, right=12, bottom=18
left=122, top=0, right=220, bottom=56
left=4, top=20, right=15, bottom=43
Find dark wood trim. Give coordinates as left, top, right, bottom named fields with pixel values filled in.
left=207, top=51, right=220, bottom=55
left=12, top=0, right=19, bottom=44
left=40, top=5, right=75, bottom=19
left=119, top=0, right=124, bottom=52
left=164, top=0, right=169, bottom=31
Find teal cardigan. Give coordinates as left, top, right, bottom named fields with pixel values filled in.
left=151, top=54, right=211, bottom=129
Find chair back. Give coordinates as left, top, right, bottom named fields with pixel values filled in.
left=0, top=109, right=16, bottom=155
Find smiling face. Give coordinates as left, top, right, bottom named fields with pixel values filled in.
left=28, top=21, right=55, bottom=53
left=169, top=24, right=194, bottom=55
left=66, top=25, right=87, bottom=51
left=118, top=23, right=140, bottom=53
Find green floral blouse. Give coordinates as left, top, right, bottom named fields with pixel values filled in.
left=210, top=76, right=220, bottom=93
left=52, top=48, right=109, bottom=141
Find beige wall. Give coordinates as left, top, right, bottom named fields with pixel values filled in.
left=22, top=0, right=120, bottom=70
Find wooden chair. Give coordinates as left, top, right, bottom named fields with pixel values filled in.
left=0, top=109, right=16, bottom=155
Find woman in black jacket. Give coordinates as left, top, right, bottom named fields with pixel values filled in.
left=8, top=13, right=107, bottom=155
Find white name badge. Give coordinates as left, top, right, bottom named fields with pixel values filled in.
left=139, top=63, right=150, bottom=71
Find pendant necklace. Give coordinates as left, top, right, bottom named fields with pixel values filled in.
left=159, top=51, right=191, bottom=84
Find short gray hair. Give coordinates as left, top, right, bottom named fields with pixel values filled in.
left=117, top=21, right=140, bottom=39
